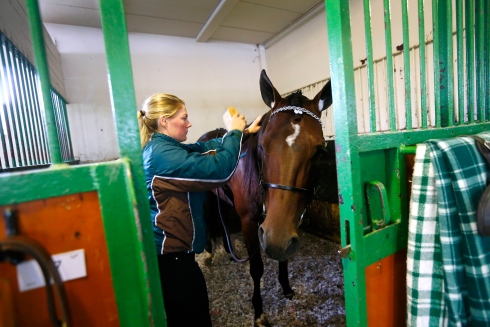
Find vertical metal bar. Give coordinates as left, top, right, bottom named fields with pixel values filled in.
left=21, top=57, right=41, bottom=165
left=401, top=0, right=412, bottom=130
left=51, top=90, right=66, bottom=160
left=27, top=68, right=47, bottom=164
left=418, top=0, right=428, bottom=128
left=52, top=90, right=71, bottom=162
left=456, top=0, right=465, bottom=124
left=0, top=36, right=13, bottom=168
left=58, top=94, right=74, bottom=161
left=0, top=55, right=6, bottom=169
left=383, top=0, right=397, bottom=131
left=432, top=0, right=453, bottom=127
left=325, top=0, right=368, bottom=325
left=466, top=0, right=475, bottom=123
left=475, top=0, right=484, bottom=120
left=14, top=50, right=33, bottom=166
left=446, top=0, right=454, bottom=126
left=10, top=46, right=28, bottom=166
left=363, top=0, right=377, bottom=132
left=98, top=1, right=166, bottom=326
left=3, top=42, right=19, bottom=168
left=486, top=0, right=490, bottom=120
left=26, top=0, right=62, bottom=164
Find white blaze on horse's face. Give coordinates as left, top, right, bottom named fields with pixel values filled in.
left=286, top=122, right=300, bottom=147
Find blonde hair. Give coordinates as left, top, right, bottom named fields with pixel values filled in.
left=138, top=93, right=185, bottom=147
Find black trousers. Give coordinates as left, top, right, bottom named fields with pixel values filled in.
left=157, top=252, right=212, bottom=327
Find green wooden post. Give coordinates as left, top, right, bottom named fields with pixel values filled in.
left=25, top=0, right=62, bottom=165
left=98, top=0, right=166, bottom=326
left=325, top=0, right=368, bottom=325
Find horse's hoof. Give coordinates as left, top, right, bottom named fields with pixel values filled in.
left=283, top=290, right=295, bottom=300
left=254, top=313, right=271, bottom=327
left=203, top=251, right=213, bottom=266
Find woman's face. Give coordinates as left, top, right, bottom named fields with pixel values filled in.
left=162, top=104, right=192, bottom=142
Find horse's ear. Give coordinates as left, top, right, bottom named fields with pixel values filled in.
left=260, top=69, right=281, bottom=108
left=314, top=79, right=333, bottom=112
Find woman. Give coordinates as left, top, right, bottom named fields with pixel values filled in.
left=137, top=93, right=261, bottom=326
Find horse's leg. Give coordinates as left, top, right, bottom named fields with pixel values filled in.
left=278, top=260, right=294, bottom=299
left=203, top=233, right=213, bottom=266
left=241, top=218, right=270, bottom=327
left=249, top=250, right=265, bottom=321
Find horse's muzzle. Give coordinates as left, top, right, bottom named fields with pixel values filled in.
left=258, top=224, right=299, bottom=261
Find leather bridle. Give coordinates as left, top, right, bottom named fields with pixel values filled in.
left=258, top=106, right=322, bottom=222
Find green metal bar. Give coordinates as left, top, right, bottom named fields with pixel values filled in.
left=487, top=0, right=490, bottom=120
left=358, top=122, right=490, bottom=152
left=418, top=0, right=428, bottom=128
left=399, top=144, right=417, bottom=154
left=362, top=222, right=408, bottom=265
left=466, top=0, right=475, bottom=123
left=98, top=0, right=166, bottom=326
left=401, top=0, right=412, bottom=130
left=363, top=0, right=377, bottom=132
left=325, top=0, right=368, bottom=325
left=432, top=0, right=453, bottom=127
left=383, top=0, right=396, bottom=131
left=456, top=0, right=465, bottom=124
left=475, top=0, right=484, bottom=120
left=26, top=0, right=62, bottom=165
left=445, top=1, right=454, bottom=126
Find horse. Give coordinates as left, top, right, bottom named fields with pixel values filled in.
left=201, top=69, right=333, bottom=327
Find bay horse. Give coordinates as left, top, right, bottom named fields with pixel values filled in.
left=202, top=69, right=333, bottom=327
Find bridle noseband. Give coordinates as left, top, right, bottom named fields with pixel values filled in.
left=258, top=105, right=322, bottom=222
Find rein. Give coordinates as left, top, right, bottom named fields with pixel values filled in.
left=215, top=188, right=248, bottom=263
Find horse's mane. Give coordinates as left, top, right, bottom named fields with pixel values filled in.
left=240, top=111, right=270, bottom=214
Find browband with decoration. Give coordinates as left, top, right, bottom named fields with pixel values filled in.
left=269, top=106, right=322, bottom=127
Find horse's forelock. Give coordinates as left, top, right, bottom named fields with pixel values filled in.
left=286, top=90, right=304, bottom=107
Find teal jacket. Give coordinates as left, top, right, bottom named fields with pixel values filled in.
left=142, top=130, right=242, bottom=255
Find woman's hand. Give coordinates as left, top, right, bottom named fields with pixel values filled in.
left=246, top=115, right=263, bottom=134
left=230, top=113, right=247, bottom=132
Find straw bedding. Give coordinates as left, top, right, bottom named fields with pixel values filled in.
left=196, top=229, right=346, bottom=327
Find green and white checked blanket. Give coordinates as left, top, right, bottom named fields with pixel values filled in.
left=407, top=133, right=490, bottom=327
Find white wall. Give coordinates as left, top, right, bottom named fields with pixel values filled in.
left=265, top=11, right=330, bottom=95
left=44, top=24, right=266, bottom=162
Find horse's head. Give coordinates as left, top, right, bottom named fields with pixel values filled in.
left=257, top=69, right=333, bottom=261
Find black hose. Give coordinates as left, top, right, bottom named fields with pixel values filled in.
left=0, top=236, right=70, bottom=327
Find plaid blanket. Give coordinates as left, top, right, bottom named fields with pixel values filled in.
left=407, top=133, right=490, bottom=327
